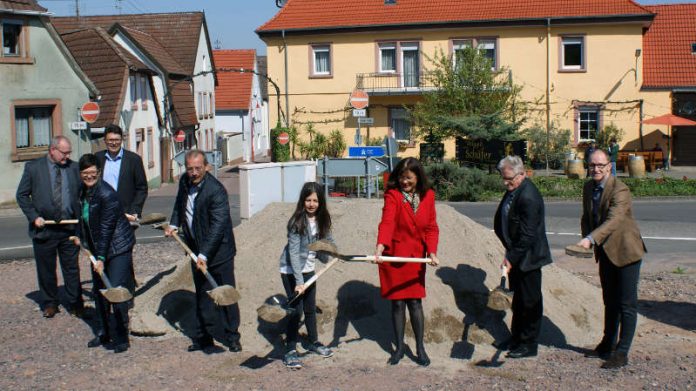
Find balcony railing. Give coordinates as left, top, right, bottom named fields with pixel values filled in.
left=355, top=72, right=436, bottom=95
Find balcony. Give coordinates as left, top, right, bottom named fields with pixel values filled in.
left=355, top=72, right=436, bottom=95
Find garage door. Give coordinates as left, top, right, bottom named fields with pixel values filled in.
left=673, top=127, right=696, bottom=166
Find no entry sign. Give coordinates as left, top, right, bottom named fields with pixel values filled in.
left=349, top=89, right=369, bottom=110
left=80, top=102, right=100, bottom=124
left=277, top=132, right=290, bottom=145
left=174, top=130, right=186, bottom=143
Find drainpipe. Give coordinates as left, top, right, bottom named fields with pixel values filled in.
left=282, top=30, right=290, bottom=128
left=545, top=18, right=551, bottom=173
left=639, top=99, right=645, bottom=151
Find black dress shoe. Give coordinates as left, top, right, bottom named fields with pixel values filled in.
left=114, top=343, right=130, bottom=353
left=43, top=306, right=58, bottom=318
left=227, top=340, right=242, bottom=352
left=415, top=350, right=431, bottom=367
left=388, top=348, right=405, bottom=365
left=69, top=306, right=90, bottom=319
left=601, top=351, right=628, bottom=369
left=87, top=335, right=111, bottom=348
left=585, top=339, right=614, bottom=359
left=187, top=338, right=214, bottom=352
left=494, top=338, right=520, bottom=351
left=506, top=344, right=538, bottom=359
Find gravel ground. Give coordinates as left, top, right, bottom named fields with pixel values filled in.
left=0, top=221, right=694, bottom=389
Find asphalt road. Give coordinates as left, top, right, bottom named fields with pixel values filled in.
left=446, top=199, right=696, bottom=259
left=1, top=197, right=694, bottom=261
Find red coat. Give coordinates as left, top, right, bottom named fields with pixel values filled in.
left=377, top=188, right=439, bottom=299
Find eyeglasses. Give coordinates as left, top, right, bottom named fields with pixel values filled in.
left=501, top=172, right=521, bottom=182
left=588, top=163, right=611, bottom=170
left=53, top=148, right=72, bottom=156
left=105, top=138, right=122, bottom=145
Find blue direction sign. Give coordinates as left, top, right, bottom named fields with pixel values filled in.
left=348, top=146, right=385, bottom=157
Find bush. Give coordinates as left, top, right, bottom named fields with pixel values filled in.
left=425, top=161, right=503, bottom=201
left=271, top=127, right=290, bottom=162
left=595, top=123, right=624, bottom=151
left=522, top=123, right=571, bottom=169
left=325, top=129, right=347, bottom=157
left=530, top=176, right=696, bottom=198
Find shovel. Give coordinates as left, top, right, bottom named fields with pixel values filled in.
left=487, top=265, right=513, bottom=311
left=129, top=212, right=167, bottom=228
left=44, top=219, right=78, bottom=225
left=156, top=224, right=241, bottom=306
left=256, top=257, right=340, bottom=323
left=308, top=240, right=432, bottom=264
left=565, top=244, right=594, bottom=258
left=68, top=236, right=133, bottom=303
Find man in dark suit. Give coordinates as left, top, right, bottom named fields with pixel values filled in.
left=16, top=136, right=85, bottom=318
left=494, top=155, right=552, bottom=359
left=164, top=150, right=241, bottom=353
left=576, top=149, right=646, bottom=369
left=95, top=124, right=148, bottom=222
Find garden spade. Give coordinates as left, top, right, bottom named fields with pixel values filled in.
left=69, top=236, right=133, bottom=303
left=155, top=223, right=240, bottom=306
left=487, top=265, right=513, bottom=311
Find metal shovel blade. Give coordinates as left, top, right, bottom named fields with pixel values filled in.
left=308, top=240, right=339, bottom=255
left=138, top=213, right=167, bottom=225
left=99, top=286, right=133, bottom=303
left=256, top=295, right=296, bottom=323
left=207, top=285, right=241, bottom=306
left=487, top=289, right=512, bottom=311
left=565, top=244, right=594, bottom=258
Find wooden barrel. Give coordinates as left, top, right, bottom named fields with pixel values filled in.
left=628, top=155, right=646, bottom=178
left=567, top=159, right=585, bottom=179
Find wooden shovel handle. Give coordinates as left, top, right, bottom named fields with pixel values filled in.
left=353, top=255, right=431, bottom=263
left=170, top=231, right=219, bottom=288
left=68, top=236, right=112, bottom=289
left=288, top=257, right=340, bottom=306
left=44, top=219, right=78, bottom=225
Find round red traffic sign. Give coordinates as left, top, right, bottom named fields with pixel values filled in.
left=349, top=89, right=369, bottom=110
left=277, top=132, right=290, bottom=145
left=80, top=101, right=100, bottom=124
left=174, top=130, right=186, bottom=143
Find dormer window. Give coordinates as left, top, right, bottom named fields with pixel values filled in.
left=691, top=43, right=696, bottom=55
left=385, top=0, right=397, bottom=4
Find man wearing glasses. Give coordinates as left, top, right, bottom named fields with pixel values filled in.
left=576, top=149, right=645, bottom=369
left=16, top=136, right=85, bottom=319
left=95, top=124, right=148, bottom=224
left=493, top=155, right=552, bottom=359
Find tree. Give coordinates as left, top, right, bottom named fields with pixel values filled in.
left=410, top=47, right=526, bottom=141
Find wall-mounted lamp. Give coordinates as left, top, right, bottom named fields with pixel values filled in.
left=635, top=49, right=642, bottom=57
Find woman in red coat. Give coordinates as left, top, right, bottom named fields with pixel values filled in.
left=375, top=157, right=440, bottom=366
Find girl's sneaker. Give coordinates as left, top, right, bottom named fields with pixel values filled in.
left=283, top=350, right=303, bottom=369
left=309, top=342, right=334, bottom=358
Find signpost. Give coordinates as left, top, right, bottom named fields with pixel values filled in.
left=70, top=121, right=87, bottom=130
left=319, top=156, right=389, bottom=200
left=350, top=90, right=369, bottom=146
left=277, top=132, right=290, bottom=145
left=348, top=146, right=385, bottom=157
left=357, top=117, right=374, bottom=125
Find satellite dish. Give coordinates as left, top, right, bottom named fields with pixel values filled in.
left=275, top=0, right=286, bottom=8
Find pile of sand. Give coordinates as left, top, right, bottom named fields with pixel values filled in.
left=131, top=199, right=604, bottom=362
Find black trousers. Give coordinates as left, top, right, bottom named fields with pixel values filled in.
left=32, top=236, right=83, bottom=310
left=92, top=251, right=134, bottom=344
left=191, top=260, right=241, bottom=344
left=508, top=267, right=543, bottom=346
left=281, top=271, right=318, bottom=350
left=598, top=251, right=641, bottom=354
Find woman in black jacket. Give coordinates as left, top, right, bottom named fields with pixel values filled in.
left=75, top=154, right=135, bottom=353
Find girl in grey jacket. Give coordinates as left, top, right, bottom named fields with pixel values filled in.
left=279, top=182, right=335, bottom=369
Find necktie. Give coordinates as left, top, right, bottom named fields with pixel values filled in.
left=592, top=185, right=602, bottom=228
left=185, top=185, right=199, bottom=234
left=52, top=165, right=63, bottom=219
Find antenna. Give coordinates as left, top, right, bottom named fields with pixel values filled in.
left=275, top=0, right=286, bottom=8
left=74, top=0, right=80, bottom=18
left=115, top=0, right=123, bottom=15
left=214, top=39, right=222, bottom=50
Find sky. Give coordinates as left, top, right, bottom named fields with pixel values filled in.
left=39, top=0, right=696, bottom=55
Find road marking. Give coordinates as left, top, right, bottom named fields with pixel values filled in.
left=489, top=229, right=696, bottom=242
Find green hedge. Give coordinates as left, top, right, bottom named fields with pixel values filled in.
left=424, top=161, right=696, bottom=201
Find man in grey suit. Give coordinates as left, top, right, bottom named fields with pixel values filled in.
left=16, top=136, right=84, bottom=318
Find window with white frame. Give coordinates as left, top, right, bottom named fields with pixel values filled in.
left=129, top=75, right=138, bottom=109
left=561, top=36, right=584, bottom=70
left=578, top=107, right=599, bottom=141
left=140, top=74, right=148, bottom=110
left=2, top=20, right=24, bottom=57
left=390, top=107, right=411, bottom=142
left=379, top=42, right=396, bottom=73
left=477, top=39, right=497, bottom=70
left=311, top=44, right=331, bottom=76
left=452, top=39, right=473, bottom=70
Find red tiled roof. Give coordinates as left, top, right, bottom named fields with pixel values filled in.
left=51, top=12, right=205, bottom=75
left=169, top=80, right=198, bottom=128
left=257, top=0, right=652, bottom=33
left=213, top=49, right=256, bottom=111
left=0, top=0, right=46, bottom=13
left=113, top=24, right=188, bottom=76
left=59, top=27, right=152, bottom=128
left=643, top=4, right=696, bottom=89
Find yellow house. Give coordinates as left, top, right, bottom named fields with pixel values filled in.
left=257, top=0, right=678, bottom=161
